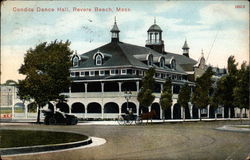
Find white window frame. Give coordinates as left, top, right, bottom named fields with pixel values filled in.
left=73, top=56, right=79, bottom=67
left=160, top=58, right=165, bottom=68
left=80, top=71, right=85, bottom=77
left=139, top=70, right=143, bottom=76
left=96, top=54, right=102, bottom=66
left=121, top=69, right=127, bottom=75
left=110, top=69, right=116, bottom=75
left=132, top=69, right=136, bottom=75
left=99, top=70, right=105, bottom=76
left=148, top=55, right=153, bottom=66
left=89, top=71, right=95, bottom=76
left=70, top=72, right=75, bottom=77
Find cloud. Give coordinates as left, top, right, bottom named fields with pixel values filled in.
left=2, top=12, right=99, bottom=43
left=1, top=45, right=28, bottom=83
left=199, top=3, right=249, bottom=25
left=154, top=1, right=180, bottom=13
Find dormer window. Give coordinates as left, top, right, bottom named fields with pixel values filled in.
left=148, top=54, right=153, bottom=66
left=160, top=57, right=165, bottom=68
left=96, top=54, right=102, bottom=65
left=171, top=59, right=176, bottom=69
left=73, top=56, right=79, bottom=67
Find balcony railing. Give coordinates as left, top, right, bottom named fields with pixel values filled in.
left=145, top=40, right=163, bottom=45
left=61, top=92, right=178, bottom=99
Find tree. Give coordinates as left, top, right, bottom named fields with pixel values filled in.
left=177, top=83, right=191, bottom=121
left=137, top=67, right=155, bottom=112
left=233, top=62, right=249, bottom=119
left=160, top=79, right=172, bottom=121
left=17, top=40, right=73, bottom=123
left=4, top=80, right=17, bottom=85
left=215, top=56, right=238, bottom=118
left=192, top=66, right=214, bottom=120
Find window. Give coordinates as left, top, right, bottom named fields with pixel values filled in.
left=139, top=70, right=143, bottom=76
left=171, top=59, right=176, bottom=69
left=96, top=54, right=102, bottom=65
left=110, top=69, right=116, bottom=75
left=70, top=72, right=75, bottom=77
left=132, top=70, right=136, bottom=75
left=160, top=58, right=165, bottom=68
left=75, top=72, right=80, bottom=77
left=89, top=71, right=95, bottom=76
left=148, top=55, right=153, bottom=66
left=73, top=56, right=79, bottom=67
left=80, top=72, right=85, bottom=77
left=121, top=69, right=127, bottom=75
left=99, top=70, right=105, bottom=76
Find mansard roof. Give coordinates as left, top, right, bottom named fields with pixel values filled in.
left=74, top=41, right=197, bottom=74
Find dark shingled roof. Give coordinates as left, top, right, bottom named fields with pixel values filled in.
left=110, top=22, right=120, bottom=32
left=147, top=24, right=162, bottom=32
left=182, top=40, right=189, bottom=49
left=75, top=41, right=197, bottom=74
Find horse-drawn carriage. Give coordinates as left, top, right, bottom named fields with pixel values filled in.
left=117, top=110, right=156, bottom=125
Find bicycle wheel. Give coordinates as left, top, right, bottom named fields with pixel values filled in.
left=117, top=115, right=124, bottom=125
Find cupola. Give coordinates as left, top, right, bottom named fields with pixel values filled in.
left=110, top=17, right=120, bottom=42
left=145, top=18, right=165, bottom=53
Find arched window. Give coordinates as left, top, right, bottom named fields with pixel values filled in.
left=171, top=59, right=176, bottom=69
left=160, top=58, right=165, bottom=68
left=73, top=56, right=79, bottom=67
left=148, top=55, right=153, bottom=66
left=96, top=54, right=102, bottom=65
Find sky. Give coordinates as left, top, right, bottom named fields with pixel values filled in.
left=1, top=1, right=249, bottom=83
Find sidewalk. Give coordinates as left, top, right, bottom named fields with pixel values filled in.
left=1, top=118, right=249, bottom=126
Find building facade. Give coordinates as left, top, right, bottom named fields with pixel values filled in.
left=59, top=20, right=202, bottom=119
left=3, top=19, right=248, bottom=120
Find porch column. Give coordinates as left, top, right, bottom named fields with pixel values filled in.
left=118, top=82, right=122, bottom=93
left=181, top=107, right=184, bottom=119
left=85, top=105, right=87, bottom=119
left=101, top=82, right=104, bottom=93
left=69, top=105, right=72, bottom=114
left=229, top=107, right=231, bottom=119
left=136, top=105, right=139, bottom=116
left=189, top=103, right=193, bottom=119
left=84, top=83, right=88, bottom=98
left=69, top=86, right=71, bottom=97
left=24, top=103, right=28, bottom=119
left=119, top=106, right=122, bottom=115
left=222, top=107, right=224, bottom=118
left=207, top=105, right=210, bottom=118
left=148, top=106, right=151, bottom=112
left=234, top=108, right=237, bottom=118
left=136, top=81, right=140, bottom=92
left=101, top=105, right=104, bottom=119
left=198, top=109, right=201, bottom=119
left=171, top=85, right=174, bottom=94
left=160, top=107, right=163, bottom=119
left=171, top=105, right=174, bottom=119
left=12, top=103, right=15, bottom=119
left=160, top=83, right=163, bottom=92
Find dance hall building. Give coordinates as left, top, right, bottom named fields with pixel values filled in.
left=61, top=19, right=200, bottom=120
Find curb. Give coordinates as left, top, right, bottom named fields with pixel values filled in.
left=0, top=136, right=92, bottom=156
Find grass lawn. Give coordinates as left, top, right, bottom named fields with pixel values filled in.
left=0, top=130, right=88, bottom=148
left=0, top=107, right=36, bottom=114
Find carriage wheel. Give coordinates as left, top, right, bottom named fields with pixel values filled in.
left=124, top=116, right=133, bottom=125
left=135, top=116, right=142, bottom=125
left=117, top=115, right=124, bottom=125
left=49, top=117, right=56, bottom=125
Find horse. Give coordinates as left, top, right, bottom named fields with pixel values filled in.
left=139, top=110, right=156, bottom=124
